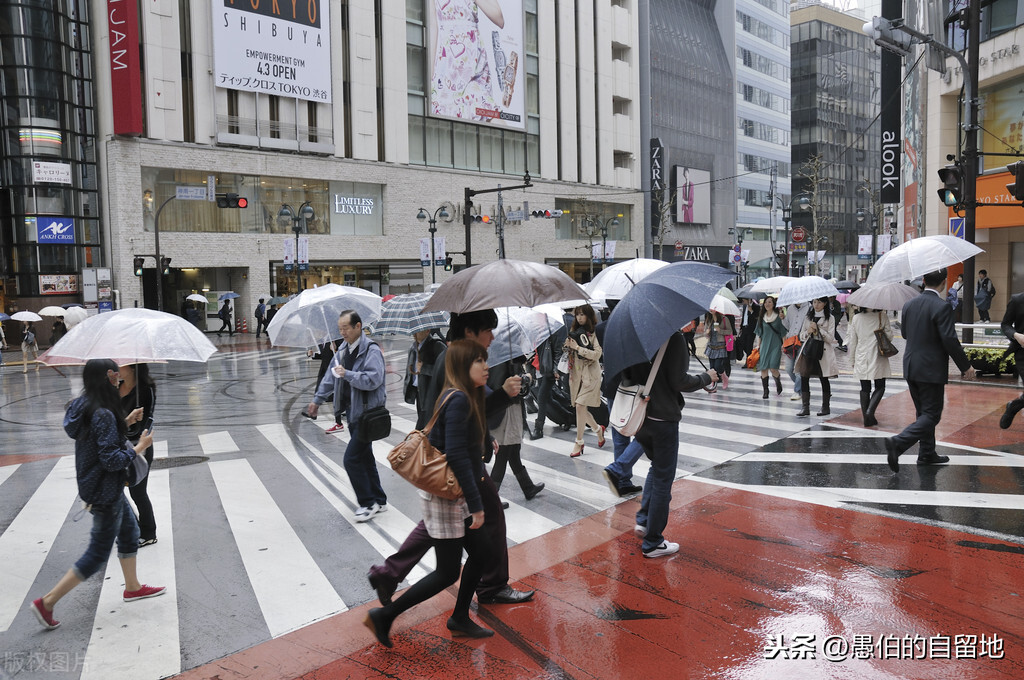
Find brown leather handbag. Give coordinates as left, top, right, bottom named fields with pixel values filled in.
left=386, top=391, right=463, bottom=500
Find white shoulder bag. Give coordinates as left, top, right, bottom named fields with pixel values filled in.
left=608, top=341, right=668, bottom=437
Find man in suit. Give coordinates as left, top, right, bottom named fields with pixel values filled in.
left=998, top=291, right=1024, bottom=428
left=885, top=268, right=975, bottom=472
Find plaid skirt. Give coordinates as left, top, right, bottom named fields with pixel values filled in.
left=420, top=490, right=470, bottom=539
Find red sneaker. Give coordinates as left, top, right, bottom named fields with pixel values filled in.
left=123, top=585, right=167, bottom=602
left=326, top=423, right=345, bottom=434
left=30, top=598, right=60, bottom=630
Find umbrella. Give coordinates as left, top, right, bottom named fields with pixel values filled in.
left=369, top=292, right=449, bottom=335
left=585, top=258, right=669, bottom=301
left=716, top=286, right=739, bottom=303
left=487, top=307, right=564, bottom=367
left=846, top=282, right=920, bottom=311
left=709, top=294, right=741, bottom=318
left=749, top=276, right=796, bottom=295
left=777, top=276, right=841, bottom=307
left=834, top=280, right=860, bottom=291
left=867, top=235, right=984, bottom=284
left=0, top=313, right=10, bottom=322
left=268, top=295, right=291, bottom=305
left=218, top=291, right=240, bottom=301
left=421, top=259, right=590, bottom=314
left=63, top=306, right=89, bottom=328
left=603, top=262, right=736, bottom=380
left=61, top=303, right=84, bottom=309
left=186, top=293, right=208, bottom=304
left=37, top=308, right=217, bottom=365
left=11, top=311, right=43, bottom=322
left=734, top=283, right=766, bottom=300
left=38, top=306, right=66, bottom=317
left=267, top=284, right=382, bottom=349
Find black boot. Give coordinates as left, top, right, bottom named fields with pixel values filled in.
left=761, top=377, right=770, bottom=399
left=817, top=380, right=831, bottom=416
left=529, top=421, right=544, bottom=440
left=774, top=375, right=783, bottom=395
left=865, top=388, right=884, bottom=427
left=860, top=389, right=874, bottom=426
left=490, top=447, right=508, bottom=490
left=514, top=469, right=545, bottom=500
left=797, top=388, right=811, bottom=417
left=1000, top=396, right=1024, bottom=429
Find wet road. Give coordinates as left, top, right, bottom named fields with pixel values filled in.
left=1, top=334, right=1023, bottom=679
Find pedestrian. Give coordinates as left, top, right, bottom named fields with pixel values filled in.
left=119, top=363, right=159, bottom=546
left=368, top=309, right=534, bottom=608
left=217, top=300, right=233, bottom=336
left=601, top=367, right=645, bottom=497
left=565, top=304, right=605, bottom=457
left=949, top=274, right=964, bottom=311
left=0, top=320, right=7, bottom=365
left=29, top=359, right=165, bottom=631
left=410, top=329, right=446, bottom=429
left=623, top=331, right=717, bottom=557
left=22, top=321, right=39, bottom=372
left=753, top=295, right=785, bottom=399
left=997, top=291, right=1024, bottom=428
left=783, top=302, right=806, bottom=400
left=796, top=297, right=838, bottom=417
left=704, top=310, right=734, bottom=390
left=51, top=317, right=68, bottom=344
left=488, top=357, right=544, bottom=500
left=885, top=269, right=975, bottom=472
left=847, top=306, right=893, bottom=427
left=528, top=335, right=556, bottom=440
left=254, top=298, right=268, bottom=337
left=305, top=310, right=388, bottom=522
left=737, top=298, right=760, bottom=364
left=681, top=316, right=699, bottom=355
left=831, top=297, right=847, bottom=351
left=976, top=269, right=996, bottom=322
left=364, top=340, right=498, bottom=647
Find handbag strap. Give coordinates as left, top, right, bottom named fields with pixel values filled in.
left=422, top=390, right=458, bottom=435
left=641, top=341, right=669, bottom=399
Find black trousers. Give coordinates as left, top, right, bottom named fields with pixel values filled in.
left=533, top=375, right=554, bottom=429
left=892, top=380, right=944, bottom=457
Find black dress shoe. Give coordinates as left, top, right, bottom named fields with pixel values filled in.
left=884, top=437, right=900, bottom=473
left=364, top=608, right=393, bottom=648
left=602, top=468, right=625, bottom=496
left=528, top=428, right=543, bottom=440
left=916, top=453, right=950, bottom=465
left=620, top=484, right=643, bottom=495
left=446, top=616, right=494, bottom=638
left=999, top=400, right=1024, bottom=429
left=501, top=501, right=510, bottom=509
left=367, top=573, right=395, bottom=606
left=477, top=585, right=534, bottom=604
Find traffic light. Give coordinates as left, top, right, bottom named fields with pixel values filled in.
left=862, top=16, right=913, bottom=57
left=444, top=255, right=453, bottom=271
left=936, top=164, right=964, bottom=207
left=161, top=256, right=172, bottom=275
left=216, top=193, right=248, bottom=208
left=133, top=257, right=144, bottom=276
left=472, top=214, right=491, bottom=223
left=1006, top=161, right=1024, bottom=201
left=529, top=209, right=564, bottom=218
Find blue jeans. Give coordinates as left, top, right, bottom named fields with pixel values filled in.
left=606, top=429, right=644, bottom=481
left=74, top=494, right=139, bottom=580
left=633, top=419, right=680, bottom=551
left=345, top=422, right=387, bottom=509
left=785, top=352, right=802, bottom=394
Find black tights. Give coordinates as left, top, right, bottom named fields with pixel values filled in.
left=491, top=444, right=524, bottom=490
left=860, top=378, right=885, bottom=394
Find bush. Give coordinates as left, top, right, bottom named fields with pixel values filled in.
left=965, top=347, right=1015, bottom=376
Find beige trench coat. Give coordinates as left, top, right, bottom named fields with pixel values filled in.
left=848, top=311, right=893, bottom=381
left=568, top=331, right=603, bottom=407
left=798, top=313, right=838, bottom=378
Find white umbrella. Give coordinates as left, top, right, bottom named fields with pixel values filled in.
left=709, top=294, right=741, bottom=317
left=63, top=306, right=89, bottom=328
left=11, top=311, right=42, bottom=322
left=585, top=258, right=669, bottom=301
left=749, top=276, right=796, bottom=295
left=37, top=308, right=218, bottom=365
left=777, top=276, right=841, bottom=307
left=487, top=307, right=563, bottom=367
left=867, top=235, right=984, bottom=284
left=267, top=284, right=382, bottom=349
left=717, top=286, right=739, bottom=303
left=38, top=306, right=66, bottom=317
left=846, top=282, right=920, bottom=311
left=186, top=293, right=208, bottom=304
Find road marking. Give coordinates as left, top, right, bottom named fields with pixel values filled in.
left=82, top=470, right=180, bottom=680
left=154, top=440, right=169, bottom=458
left=199, top=431, right=239, bottom=455
left=734, top=453, right=1024, bottom=467
left=0, top=464, right=18, bottom=487
left=0, top=456, right=78, bottom=633
left=209, top=458, right=346, bottom=636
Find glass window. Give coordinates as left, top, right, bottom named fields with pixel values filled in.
left=409, top=114, right=426, bottom=164
left=407, top=45, right=425, bottom=93
left=480, top=127, right=503, bottom=172
left=425, top=117, right=453, bottom=167
left=453, top=122, right=479, bottom=170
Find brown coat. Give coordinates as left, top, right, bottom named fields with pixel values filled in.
left=568, top=331, right=603, bottom=407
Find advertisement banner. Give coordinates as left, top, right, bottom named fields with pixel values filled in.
left=213, top=0, right=332, bottom=103
left=107, top=0, right=143, bottom=135
left=427, top=0, right=525, bottom=130
left=419, top=237, right=447, bottom=266
left=40, top=275, right=79, bottom=295
left=34, top=217, right=76, bottom=244
left=298, top=236, right=309, bottom=271
left=879, top=0, right=901, bottom=203
left=858, top=234, right=873, bottom=259
left=32, top=161, right=73, bottom=185
left=675, top=166, right=711, bottom=224
left=283, top=238, right=295, bottom=271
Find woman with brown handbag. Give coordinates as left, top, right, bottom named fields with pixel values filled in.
left=796, top=298, right=838, bottom=417
left=847, top=306, right=894, bottom=426
left=364, top=340, right=496, bottom=647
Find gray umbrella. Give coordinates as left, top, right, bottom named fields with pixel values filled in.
left=603, top=262, right=736, bottom=379
left=420, top=259, right=590, bottom=313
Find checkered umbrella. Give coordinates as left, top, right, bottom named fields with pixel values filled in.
left=368, top=292, right=449, bottom=336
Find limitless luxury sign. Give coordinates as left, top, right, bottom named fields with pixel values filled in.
left=107, top=0, right=143, bottom=136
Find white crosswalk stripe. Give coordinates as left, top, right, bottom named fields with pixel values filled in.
left=0, top=463, right=19, bottom=488
left=198, top=431, right=239, bottom=455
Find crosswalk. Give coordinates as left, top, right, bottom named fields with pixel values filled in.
left=4, top=358, right=1021, bottom=678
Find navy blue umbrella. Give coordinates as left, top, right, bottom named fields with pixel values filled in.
left=603, top=262, right=736, bottom=380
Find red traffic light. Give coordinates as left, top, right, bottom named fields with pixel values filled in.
left=236, top=197, right=248, bottom=208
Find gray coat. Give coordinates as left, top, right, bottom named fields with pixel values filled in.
left=313, top=334, right=386, bottom=423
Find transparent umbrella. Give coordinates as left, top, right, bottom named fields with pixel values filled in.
left=487, top=307, right=564, bottom=367
left=267, top=284, right=382, bottom=348
left=709, top=294, right=741, bottom=317
left=846, top=282, right=920, bottom=311
left=38, top=306, right=66, bottom=317
left=63, top=307, right=89, bottom=328
left=749, top=276, right=796, bottom=295
left=777, top=276, right=840, bottom=307
left=186, top=293, right=208, bottom=304
left=585, top=258, right=669, bottom=301
left=11, top=311, right=43, bottom=322
left=867, top=235, right=984, bottom=284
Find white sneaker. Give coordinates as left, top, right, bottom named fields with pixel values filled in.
left=355, top=503, right=386, bottom=523
left=643, top=541, right=680, bottom=558
left=633, top=524, right=648, bottom=538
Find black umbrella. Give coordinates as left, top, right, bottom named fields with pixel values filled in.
left=834, top=280, right=860, bottom=291
left=735, top=283, right=767, bottom=300
left=603, top=262, right=736, bottom=380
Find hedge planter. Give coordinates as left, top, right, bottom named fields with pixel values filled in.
left=966, top=347, right=1015, bottom=377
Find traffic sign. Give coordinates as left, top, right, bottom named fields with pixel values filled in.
left=949, top=217, right=965, bottom=239
left=733, top=244, right=741, bottom=253
left=176, top=186, right=207, bottom=201
left=791, top=227, right=807, bottom=243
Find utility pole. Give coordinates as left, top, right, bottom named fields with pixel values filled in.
left=463, top=172, right=532, bottom=266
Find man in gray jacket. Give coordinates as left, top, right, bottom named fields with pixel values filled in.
left=307, top=310, right=388, bottom=522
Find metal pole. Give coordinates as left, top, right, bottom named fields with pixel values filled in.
left=294, top=226, right=301, bottom=295
left=962, top=0, right=980, bottom=340
left=871, top=214, right=878, bottom=265
left=152, top=196, right=176, bottom=312
left=429, top=220, right=437, bottom=284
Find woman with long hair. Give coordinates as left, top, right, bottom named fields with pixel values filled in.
left=847, top=305, right=893, bottom=426
left=796, top=298, right=838, bottom=417
left=120, top=363, right=158, bottom=546
left=565, top=304, right=604, bottom=457
left=704, top=310, right=734, bottom=389
left=754, top=296, right=786, bottom=398
left=364, top=340, right=496, bottom=646
left=30, top=359, right=164, bottom=630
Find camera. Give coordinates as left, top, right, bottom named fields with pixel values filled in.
left=517, top=372, right=533, bottom=397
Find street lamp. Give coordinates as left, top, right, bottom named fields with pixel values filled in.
left=856, top=204, right=896, bottom=266
left=770, top=194, right=811, bottom=276
left=416, top=205, right=450, bottom=284
left=579, top=214, right=621, bottom=279
left=278, top=202, right=315, bottom=295
left=728, top=227, right=754, bottom=283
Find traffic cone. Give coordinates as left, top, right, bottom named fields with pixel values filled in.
left=240, top=318, right=248, bottom=333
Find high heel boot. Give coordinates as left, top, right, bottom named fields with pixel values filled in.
left=860, top=389, right=874, bottom=426
left=865, top=387, right=884, bottom=427
left=797, top=387, right=811, bottom=417
left=514, top=469, right=545, bottom=500
left=817, top=381, right=831, bottom=416
left=774, top=375, right=784, bottom=395
left=761, top=377, right=770, bottom=399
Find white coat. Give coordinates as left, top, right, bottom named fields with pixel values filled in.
left=848, top=311, right=893, bottom=381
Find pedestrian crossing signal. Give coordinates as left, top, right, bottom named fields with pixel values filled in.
left=936, top=164, right=963, bottom=207
left=216, top=193, right=248, bottom=209
left=161, top=256, right=172, bottom=275
left=444, top=255, right=453, bottom=271
left=1006, top=161, right=1024, bottom=202
left=133, top=257, right=144, bottom=276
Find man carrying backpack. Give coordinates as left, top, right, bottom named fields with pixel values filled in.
left=254, top=299, right=268, bottom=337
